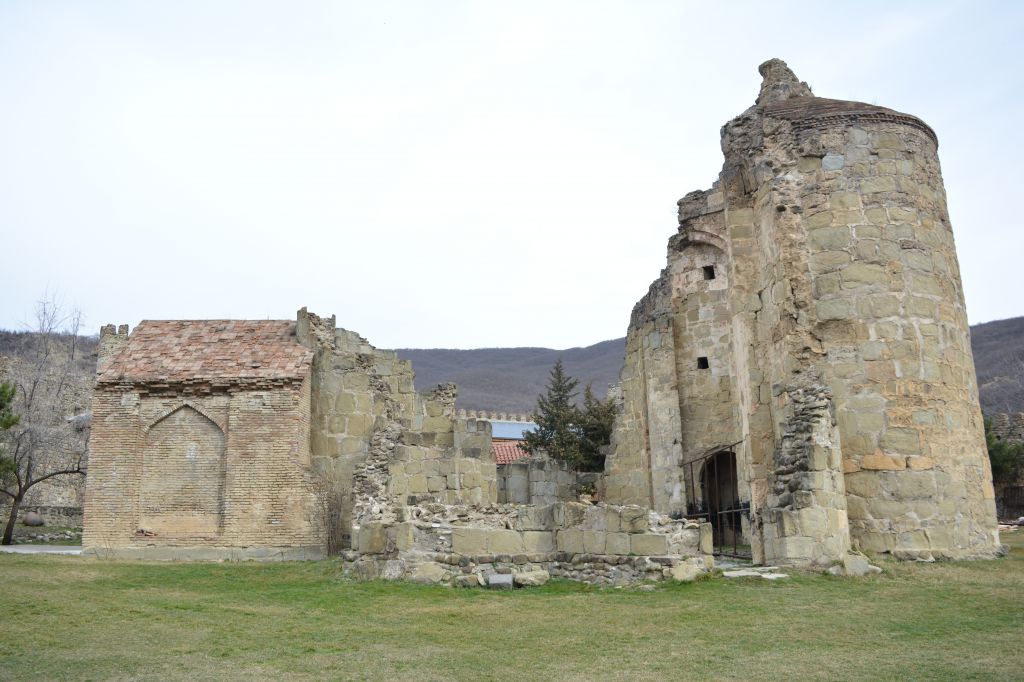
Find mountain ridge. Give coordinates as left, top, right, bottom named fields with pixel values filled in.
left=398, top=316, right=1024, bottom=416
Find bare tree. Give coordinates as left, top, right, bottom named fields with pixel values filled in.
left=0, top=298, right=91, bottom=544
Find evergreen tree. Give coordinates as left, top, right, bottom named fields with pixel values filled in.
left=522, top=362, right=617, bottom=472
left=0, top=382, right=19, bottom=483
left=985, top=417, right=1024, bottom=487
left=522, top=359, right=583, bottom=467
left=577, top=383, right=616, bottom=472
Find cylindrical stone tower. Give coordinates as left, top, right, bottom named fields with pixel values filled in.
left=604, top=58, right=999, bottom=564
left=752, top=61, right=999, bottom=558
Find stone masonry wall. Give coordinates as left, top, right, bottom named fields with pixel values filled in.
left=344, top=501, right=713, bottom=586
left=498, top=453, right=600, bottom=505
left=603, top=58, right=999, bottom=565
left=991, top=413, right=1024, bottom=444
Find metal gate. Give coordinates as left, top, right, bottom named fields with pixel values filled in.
left=999, top=486, right=1024, bottom=521
left=683, top=450, right=751, bottom=558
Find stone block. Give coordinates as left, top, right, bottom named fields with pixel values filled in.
left=514, top=505, right=554, bottom=531
left=860, top=176, right=897, bottom=193
left=557, top=529, right=584, bottom=554
left=513, top=570, right=550, bottom=587
left=841, top=263, right=889, bottom=288
left=619, top=506, right=650, bottom=533
left=490, top=530, right=525, bottom=555
left=816, top=298, right=854, bottom=321
left=669, top=559, right=705, bottom=583
left=358, top=522, right=387, bottom=554
left=699, top=523, right=713, bottom=554
left=452, top=527, right=490, bottom=555
left=809, top=226, right=851, bottom=250
left=389, top=522, right=415, bottom=551
left=822, top=154, right=845, bottom=171
left=797, top=508, right=829, bottom=538
left=521, top=531, right=555, bottom=553
left=777, top=536, right=815, bottom=560
left=602, top=532, right=628, bottom=556
left=409, top=561, right=449, bottom=585
left=583, top=530, right=607, bottom=554
left=860, top=453, right=906, bottom=471
left=630, top=533, right=669, bottom=556
left=454, top=574, right=480, bottom=588
left=880, top=428, right=921, bottom=455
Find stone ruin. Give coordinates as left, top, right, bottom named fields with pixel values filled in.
left=83, top=58, right=1002, bottom=582
left=84, top=308, right=713, bottom=584
left=602, top=59, right=1000, bottom=563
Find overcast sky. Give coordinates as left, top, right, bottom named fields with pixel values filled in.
left=1, top=1, right=1021, bottom=349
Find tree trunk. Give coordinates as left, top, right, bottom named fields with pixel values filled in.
left=2, top=491, right=24, bottom=545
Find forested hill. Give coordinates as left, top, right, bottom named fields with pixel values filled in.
left=399, top=316, right=1024, bottom=415
left=971, top=316, right=1024, bottom=416
left=397, top=338, right=626, bottom=414
left=0, top=316, right=1020, bottom=417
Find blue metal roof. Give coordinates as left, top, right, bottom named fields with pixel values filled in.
left=490, top=421, right=538, bottom=440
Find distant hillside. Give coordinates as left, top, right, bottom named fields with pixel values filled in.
left=970, top=316, right=1024, bottom=415
left=0, top=315, right=1020, bottom=417
left=399, top=316, right=1024, bottom=415
left=397, top=339, right=626, bottom=413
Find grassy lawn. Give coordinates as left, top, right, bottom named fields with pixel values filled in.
left=2, top=534, right=1022, bottom=681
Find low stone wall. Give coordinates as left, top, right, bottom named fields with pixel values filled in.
left=497, top=456, right=600, bottom=505
left=343, top=501, right=713, bottom=586
left=16, top=505, right=83, bottom=528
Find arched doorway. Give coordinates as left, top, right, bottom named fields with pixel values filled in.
left=686, top=449, right=750, bottom=558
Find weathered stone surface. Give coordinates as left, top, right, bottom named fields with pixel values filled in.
left=454, top=574, right=480, bottom=588
left=602, top=59, right=999, bottom=567
left=409, top=561, right=449, bottom=585
left=513, top=570, right=550, bottom=587
left=668, top=560, right=704, bottom=582
left=22, top=512, right=44, bottom=527
left=630, top=533, right=668, bottom=556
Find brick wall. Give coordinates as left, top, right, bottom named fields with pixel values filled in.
left=83, top=376, right=322, bottom=557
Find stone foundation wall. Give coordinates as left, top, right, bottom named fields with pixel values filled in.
left=2, top=504, right=83, bottom=528
left=344, top=501, right=713, bottom=586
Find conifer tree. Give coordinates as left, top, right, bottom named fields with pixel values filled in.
left=577, top=383, right=616, bottom=472
left=522, top=359, right=583, bottom=467
left=0, top=382, right=19, bottom=483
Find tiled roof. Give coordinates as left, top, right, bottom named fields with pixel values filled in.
left=494, top=440, right=530, bottom=465
left=98, top=320, right=313, bottom=386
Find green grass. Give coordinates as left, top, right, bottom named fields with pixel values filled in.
left=2, top=534, right=1023, bottom=681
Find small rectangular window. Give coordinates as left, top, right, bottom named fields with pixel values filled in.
left=697, top=357, right=710, bottom=370
left=702, top=265, right=716, bottom=280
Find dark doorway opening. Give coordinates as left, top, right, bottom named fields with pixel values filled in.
left=684, top=450, right=751, bottom=558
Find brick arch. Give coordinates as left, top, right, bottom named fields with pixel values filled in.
left=139, top=405, right=225, bottom=538
left=144, top=400, right=225, bottom=434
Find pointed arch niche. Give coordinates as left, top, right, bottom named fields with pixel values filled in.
left=139, top=405, right=226, bottom=537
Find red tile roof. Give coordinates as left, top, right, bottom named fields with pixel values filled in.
left=493, top=440, right=530, bottom=465
left=98, top=320, right=313, bottom=386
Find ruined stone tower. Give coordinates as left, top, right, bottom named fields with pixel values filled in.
left=603, top=59, right=1000, bottom=564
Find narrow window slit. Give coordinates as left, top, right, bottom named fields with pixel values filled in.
left=697, top=357, right=710, bottom=370
left=703, top=265, right=716, bottom=280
